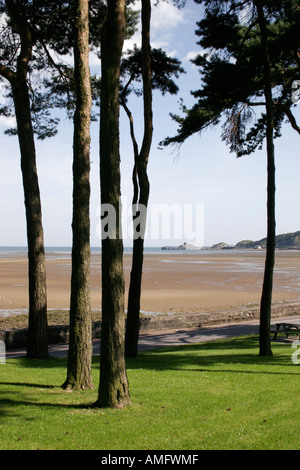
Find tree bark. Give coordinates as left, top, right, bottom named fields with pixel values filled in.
left=255, top=0, right=275, bottom=357
left=62, top=0, right=93, bottom=389
left=12, top=79, right=48, bottom=359
left=3, top=0, right=48, bottom=359
left=125, top=0, right=153, bottom=358
left=95, top=0, right=131, bottom=408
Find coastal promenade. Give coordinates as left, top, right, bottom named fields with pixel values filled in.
left=6, top=315, right=300, bottom=359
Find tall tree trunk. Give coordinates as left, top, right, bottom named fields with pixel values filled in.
left=125, top=0, right=153, bottom=358
left=95, top=0, right=131, bottom=408
left=63, top=0, right=93, bottom=389
left=4, top=0, right=48, bottom=359
left=12, top=79, right=48, bottom=359
left=255, top=0, right=275, bottom=357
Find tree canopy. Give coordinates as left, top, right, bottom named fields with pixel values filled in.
left=161, top=0, right=300, bottom=156
left=0, top=0, right=139, bottom=137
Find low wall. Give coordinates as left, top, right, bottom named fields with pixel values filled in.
left=1, top=301, right=300, bottom=350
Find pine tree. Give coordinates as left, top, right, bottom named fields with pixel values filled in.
left=161, top=0, right=300, bottom=356
left=0, top=0, right=48, bottom=358
left=95, top=0, right=131, bottom=408
left=62, top=0, right=94, bottom=389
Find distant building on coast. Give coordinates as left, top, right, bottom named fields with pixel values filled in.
left=161, top=242, right=199, bottom=251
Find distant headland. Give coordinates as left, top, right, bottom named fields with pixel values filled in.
left=213, top=230, right=300, bottom=250
left=161, top=231, right=300, bottom=251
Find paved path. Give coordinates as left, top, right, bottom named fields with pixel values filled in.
left=6, top=315, right=300, bottom=359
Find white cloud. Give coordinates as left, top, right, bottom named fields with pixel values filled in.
left=124, top=1, right=186, bottom=55
left=183, top=50, right=198, bottom=62
left=0, top=115, right=16, bottom=128
left=150, top=1, right=186, bottom=34
left=150, top=1, right=186, bottom=55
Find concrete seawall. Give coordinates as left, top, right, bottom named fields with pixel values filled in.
left=1, top=301, right=300, bottom=350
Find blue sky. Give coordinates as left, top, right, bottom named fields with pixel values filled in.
left=0, top=0, right=299, bottom=248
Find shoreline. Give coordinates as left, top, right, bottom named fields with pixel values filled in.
left=1, top=249, right=300, bottom=317
left=1, top=248, right=300, bottom=349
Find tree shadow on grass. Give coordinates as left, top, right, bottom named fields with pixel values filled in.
left=7, top=356, right=68, bottom=368
left=0, top=385, right=97, bottom=419
left=7, top=335, right=297, bottom=375
left=1, top=336, right=298, bottom=417
left=0, top=396, right=97, bottom=422
left=126, top=336, right=299, bottom=374
left=0, top=381, right=57, bottom=388
left=3, top=336, right=298, bottom=394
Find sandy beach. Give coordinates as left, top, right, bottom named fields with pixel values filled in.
left=0, top=249, right=299, bottom=316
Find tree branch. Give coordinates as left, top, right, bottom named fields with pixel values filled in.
left=119, top=94, right=139, bottom=205
left=247, top=101, right=266, bottom=107
left=0, top=63, right=16, bottom=83
left=5, top=0, right=33, bottom=78
left=248, top=99, right=300, bottom=135
left=275, top=103, right=300, bottom=135
left=39, top=38, right=73, bottom=84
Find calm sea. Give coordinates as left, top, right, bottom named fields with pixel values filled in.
left=0, top=246, right=218, bottom=258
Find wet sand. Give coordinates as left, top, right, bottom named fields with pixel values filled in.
left=0, top=250, right=300, bottom=315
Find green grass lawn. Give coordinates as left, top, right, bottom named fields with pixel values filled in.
left=1, top=336, right=300, bottom=450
